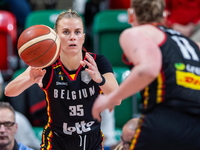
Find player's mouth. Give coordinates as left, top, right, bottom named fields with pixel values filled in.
left=69, top=44, right=77, bottom=47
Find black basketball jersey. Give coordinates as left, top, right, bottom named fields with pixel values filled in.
left=41, top=50, right=113, bottom=136
left=141, top=25, right=200, bottom=115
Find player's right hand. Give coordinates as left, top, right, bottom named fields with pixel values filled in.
left=29, top=67, right=46, bottom=88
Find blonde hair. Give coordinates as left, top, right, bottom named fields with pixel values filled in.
left=54, top=9, right=84, bottom=32
left=131, top=0, right=165, bottom=24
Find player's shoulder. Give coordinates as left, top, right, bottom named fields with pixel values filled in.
left=120, top=26, right=148, bottom=40
left=120, top=24, right=165, bottom=48
left=119, top=26, right=149, bottom=44
left=122, top=24, right=162, bottom=36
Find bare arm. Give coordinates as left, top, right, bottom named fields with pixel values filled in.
left=92, top=27, right=162, bottom=121
left=4, top=67, right=46, bottom=97
left=110, top=28, right=162, bottom=100
left=172, top=23, right=195, bottom=37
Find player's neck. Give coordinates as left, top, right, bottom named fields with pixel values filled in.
left=60, top=51, right=83, bottom=71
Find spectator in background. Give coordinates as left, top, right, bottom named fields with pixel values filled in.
left=114, top=118, right=139, bottom=150
left=15, top=111, right=41, bottom=150
left=165, top=0, right=200, bottom=42
left=2, top=0, right=32, bottom=37
left=5, top=0, right=31, bottom=27
left=0, top=0, right=32, bottom=71
left=120, top=118, right=139, bottom=150
left=83, top=0, right=108, bottom=52
left=3, top=72, right=41, bottom=149
left=5, top=83, right=47, bottom=127
left=0, top=101, right=34, bottom=150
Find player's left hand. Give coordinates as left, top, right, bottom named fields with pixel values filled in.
left=80, top=52, right=103, bottom=84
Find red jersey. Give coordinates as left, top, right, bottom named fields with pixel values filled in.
left=165, top=0, right=200, bottom=26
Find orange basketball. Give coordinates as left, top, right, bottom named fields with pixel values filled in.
left=17, top=25, right=61, bottom=68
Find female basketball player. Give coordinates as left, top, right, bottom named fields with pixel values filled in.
left=5, top=10, right=119, bottom=150
left=92, top=0, right=200, bottom=150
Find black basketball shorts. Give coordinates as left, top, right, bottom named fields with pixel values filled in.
left=130, top=106, right=200, bottom=150
left=41, top=127, right=104, bottom=150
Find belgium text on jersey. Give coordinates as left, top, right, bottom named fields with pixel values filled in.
left=54, top=85, right=95, bottom=100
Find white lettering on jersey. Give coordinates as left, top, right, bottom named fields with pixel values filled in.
left=56, top=82, right=68, bottom=86
left=172, top=36, right=199, bottom=61
left=54, top=89, right=58, bottom=98
left=53, top=85, right=95, bottom=100
left=63, top=121, right=95, bottom=135
left=186, top=64, right=200, bottom=75
left=61, top=89, right=65, bottom=99
left=89, top=86, right=95, bottom=95
left=72, top=91, right=76, bottom=100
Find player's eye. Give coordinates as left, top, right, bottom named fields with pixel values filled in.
left=63, top=30, right=69, bottom=34
left=75, top=30, right=81, bottom=35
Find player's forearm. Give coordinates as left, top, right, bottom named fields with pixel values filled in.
left=4, top=75, right=35, bottom=97
left=109, top=65, right=158, bottom=105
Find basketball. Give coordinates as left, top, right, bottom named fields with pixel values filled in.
left=17, top=25, right=61, bottom=68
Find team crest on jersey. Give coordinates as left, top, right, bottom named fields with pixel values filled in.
left=59, top=71, right=64, bottom=81
left=81, top=70, right=91, bottom=84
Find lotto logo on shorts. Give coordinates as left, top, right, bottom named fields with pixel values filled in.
left=63, top=121, right=95, bottom=135
left=176, top=70, right=200, bottom=90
